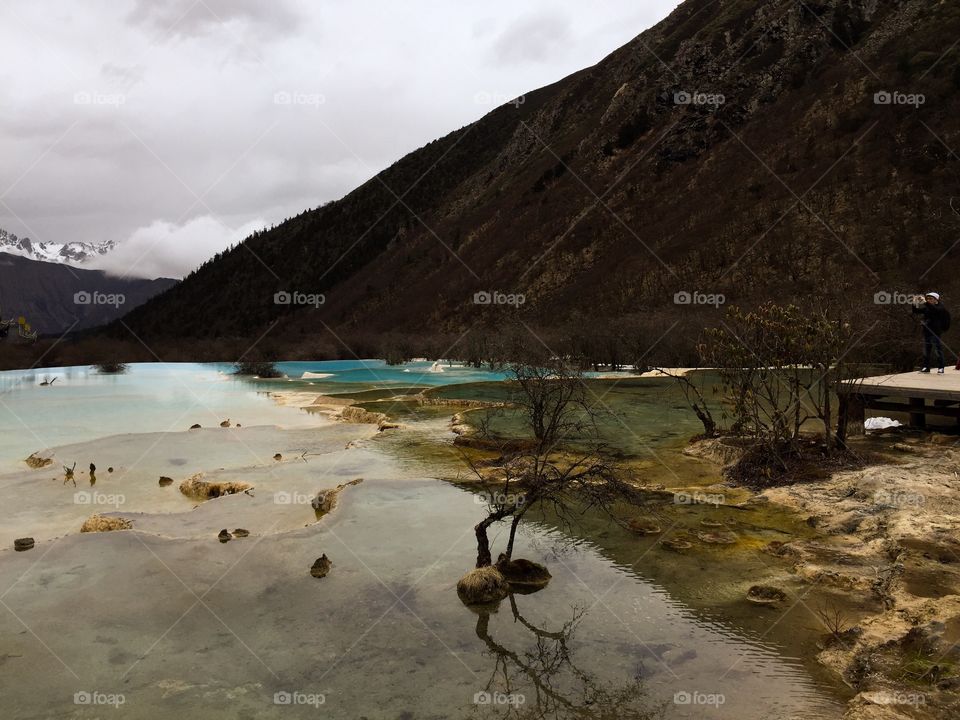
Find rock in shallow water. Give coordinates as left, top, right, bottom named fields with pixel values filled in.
left=159, top=476, right=174, bottom=487
left=310, top=554, right=332, bottom=578
left=456, top=566, right=510, bottom=605
left=24, top=452, right=53, bottom=469
left=80, top=515, right=133, bottom=533
left=747, top=585, right=787, bottom=605
left=179, top=473, right=252, bottom=500
left=218, top=529, right=232, bottom=543
left=495, top=556, right=551, bottom=590
left=232, top=528, right=250, bottom=538
left=14, top=537, right=35, bottom=551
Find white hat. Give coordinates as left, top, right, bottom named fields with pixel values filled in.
left=926, top=292, right=941, bottom=300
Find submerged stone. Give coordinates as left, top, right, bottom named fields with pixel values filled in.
left=24, top=452, right=53, bottom=469
left=696, top=530, right=738, bottom=545
left=232, top=528, right=250, bottom=538
left=179, top=474, right=252, bottom=501
left=80, top=515, right=133, bottom=533
left=14, top=537, right=34, bottom=551
left=311, top=478, right=363, bottom=516
left=159, top=476, right=174, bottom=486
left=627, top=518, right=662, bottom=536
left=218, top=529, right=232, bottom=543
left=189, top=424, right=201, bottom=430
left=747, top=585, right=787, bottom=605
left=662, top=537, right=693, bottom=551
left=310, top=554, right=332, bottom=578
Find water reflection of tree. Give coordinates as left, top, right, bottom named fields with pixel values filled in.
left=472, top=595, right=659, bottom=719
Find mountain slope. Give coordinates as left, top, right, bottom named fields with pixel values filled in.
left=0, top=253, right=175, bottom=334
left=121, top=0, right=960, bottom=352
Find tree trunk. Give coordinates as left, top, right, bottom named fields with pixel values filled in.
left=504, top=514, right=522, bottom=561
left=475, top=519, right=494, bottom=568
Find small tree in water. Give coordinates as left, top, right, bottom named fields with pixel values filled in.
left=465, top=351, right=637, bottom=569
left=233, top=360, right=283, bottom=378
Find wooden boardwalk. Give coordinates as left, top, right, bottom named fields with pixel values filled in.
left=838, top=370, right=960, bottom=435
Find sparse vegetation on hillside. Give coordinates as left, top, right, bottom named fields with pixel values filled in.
left=105, top=0, right=960, bottom=363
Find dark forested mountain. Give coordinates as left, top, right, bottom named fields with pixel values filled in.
left=0, top=252, right=174, bottom=334
left=119, top=0, right=960, bottom=352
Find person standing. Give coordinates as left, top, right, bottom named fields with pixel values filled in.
left=912, top=292, right=950, bottom=373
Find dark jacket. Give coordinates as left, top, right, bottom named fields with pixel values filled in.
left=913, top=301, right=950, bottom=336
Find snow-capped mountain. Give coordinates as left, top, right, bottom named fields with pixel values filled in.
left=0, top=227, right=116, bottom=265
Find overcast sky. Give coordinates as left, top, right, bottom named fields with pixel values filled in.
left=0, top=0, right=681, bottom=279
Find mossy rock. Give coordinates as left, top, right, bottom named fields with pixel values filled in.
left=496, top=557, right=551, bottom=591
left=747, top=585, right=787, bottom=605
left=627, top=518, right=662, bottom=536
left=696, top=530, right=738, bottom=545
left=457, top=566, right=510, bottom=605
left=80, top=515, right=132, bottom=533
left=311, top=554, right=332, bottom=578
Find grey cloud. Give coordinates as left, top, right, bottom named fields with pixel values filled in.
left=492, top=10, right=573, bottom=65
left=0, top=0, right=680, bottom=279
left=125, top=0, right=302, bottom=38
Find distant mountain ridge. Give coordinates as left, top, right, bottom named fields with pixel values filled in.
left=0, top=252, right=175, bottom=334
left=116, top=0, right=960, bottom=353
left=0, top=227, right=116, bottom=266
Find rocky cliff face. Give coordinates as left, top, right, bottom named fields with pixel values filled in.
left=120, top=0, right=960, bottom=352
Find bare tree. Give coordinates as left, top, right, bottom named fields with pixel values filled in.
left=463, top=355, right=639, bottom=568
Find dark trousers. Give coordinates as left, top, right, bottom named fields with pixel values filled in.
left=924, top=332, right=944, bottom=369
